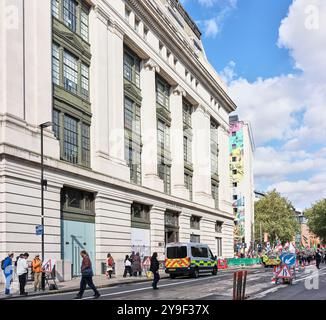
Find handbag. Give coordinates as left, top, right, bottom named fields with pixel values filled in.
left=146, top=271, right=153, bottom=279
left=81, top=267, right=93, bottom=277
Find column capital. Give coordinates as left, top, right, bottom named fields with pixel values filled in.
left=108, top=20, right=124, bottom=40
left=195, top=105, right=210, bottom=119
left=143, top=58, right=160, bottom=73
left=94, top=5, right=110, bottom=25
left=172, top=85, right=186, bottom=97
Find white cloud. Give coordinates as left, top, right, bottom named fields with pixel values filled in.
left=225, top=0, right=326, bottom=208
left=203, top=18, right=219, bottom=37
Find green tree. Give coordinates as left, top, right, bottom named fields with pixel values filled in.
left=304, top=199, right=326, bottom=243
left=254, top=189, right=299, bottom=244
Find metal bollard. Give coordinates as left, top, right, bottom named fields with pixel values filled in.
left=233, top=270, right=248, bottom=300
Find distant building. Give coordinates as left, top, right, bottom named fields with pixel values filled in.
left=294, top=211, right=320, bottom=248
left=229, top=115, right=255, bottom=249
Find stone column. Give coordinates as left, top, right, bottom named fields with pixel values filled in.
left=140, top=59, right=164, bottom=192
left=150, top=206, right=166, bottom=258
left=179, top=211, right=191, bottom=243
left=192, top=105, right=215, bottom=207
left=170, top=86, right=189, bottom=200
left=106, top=20, right=130, bottom=181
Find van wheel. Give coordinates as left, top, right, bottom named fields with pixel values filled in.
left=169, top=274, right=176, bottom=279
left=212, top=267, right=217, bottom=276
left=192, top=268, right=199, bottom=278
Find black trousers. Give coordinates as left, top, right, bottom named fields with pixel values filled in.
left=152, top=272, right=160, bottom=289
left=18, top=273, right=27, bottom=295
left=123, top=266, right=132, bottom=277
left=316, top=260, right=321, bottom=269
left=78, top=276, right=99, bottom=297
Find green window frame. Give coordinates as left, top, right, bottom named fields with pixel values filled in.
left=123, top=49, right=140, bottom=87
left=53, top=109, right=91, bottom=167
left=80, top=8, right=89, bottom=41
left=156, top=75, right=170, bottom=110
left=63, top=0, right=77, bottom=32
left=124, top=138, right=142, bottom=185
left=81, top=63, right=89, bottom=100
left=63, top=50, right=78, bottom=95
left=157, top=119, right=170, bottom=153
left=158, top=158, right=171, bottom=194
left=52, top=43, right=60, bottom=85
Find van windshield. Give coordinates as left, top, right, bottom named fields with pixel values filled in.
left=167, top=246, right=187, bottom=259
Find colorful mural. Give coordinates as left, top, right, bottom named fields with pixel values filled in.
left=230, top=122, right=245, bottom=239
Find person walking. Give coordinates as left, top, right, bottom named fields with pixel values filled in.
left=123, top=255, right=132, bottom=277
left=2, top=253, right=14, bottom=295
left=150, top=252, right=160, bottom=290
left=132, top=252, right=142, bottom=277
left=74, top=250, right=100, bottom=299
left=17, top=252, right=29, bottom=296
left=106, top=253, right=114, bottom=279
left=31, top=255, right=42, bottom=291
left=315, top=245, right=322, bottom=270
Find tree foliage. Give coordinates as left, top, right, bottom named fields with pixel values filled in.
left=254, top=189, right=299, bottom=244
left=304, top=199, right=326, bottom=243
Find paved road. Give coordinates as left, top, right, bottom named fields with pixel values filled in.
left=14, top=265, right=326, bottom=300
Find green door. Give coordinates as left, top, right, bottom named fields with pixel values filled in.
left=62, top=220, right=95, bottom=277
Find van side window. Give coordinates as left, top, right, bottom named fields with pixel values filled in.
left=191, top=246, right=209, bottom=258
left=201, top=247, right=208, bottom=258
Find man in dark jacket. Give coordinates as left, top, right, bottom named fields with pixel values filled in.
left=315, top=245, right=322, bottom=270
left=150, top=252, right=160, bottom=290
left=74, top=250, right=100, bottom=299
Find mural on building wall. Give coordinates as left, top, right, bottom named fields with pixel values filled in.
left=230, top=122, right=245, bottom=239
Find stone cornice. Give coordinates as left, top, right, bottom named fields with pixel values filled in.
left=172, top=85, right=186, bottom=97
left=126, top=0, right=237, bottom=113
left=108, top=19, right=125, bottom=39
left=94, top=5, right=110, bottom=25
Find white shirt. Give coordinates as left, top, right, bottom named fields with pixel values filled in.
left=125, top=259, right=131, bottom=267
left=16, top=258, right=28, bottom=276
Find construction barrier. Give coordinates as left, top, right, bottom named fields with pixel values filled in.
left=218, top=259, right=228, bottom=269
left=227, top=258, right=262, bottom=266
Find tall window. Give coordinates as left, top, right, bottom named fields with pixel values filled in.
left=211, top=182, right=219, bottom=209
left=52, top=0, right=59, bottom=19
left=190, top=216, right=200, bottom=230
left=63, top=114, right=78, bottom=164
left=183, top=100, right=192, bottom=127
left=81, top=123, right=90, bottom=167
left=216, top=237, right=222, bottom=257
left=157, top=119, right=170, bottom=152
left=63, top=0, right=77, bottom=32
left=52, top=43, right=60, bottom=85
left=53, top=109, right=60, bottom=139
left=63, top=50, right=78, bottom=95
left=158, top=157, right=171, bottom=194
left=81, top=63, right=89, bottom=100
left=210, top=119, right=219, bottom=175
left=124, top=97, right=141, bottom=184
left=123, top=50, right=140, bottom=87
left=80, top=9, right=89, bottom=41
left=184, top=173, right=193, bottom=201
left=183, top=136, right=192, bottom=164
left=156, top=76, right=170, bottom=110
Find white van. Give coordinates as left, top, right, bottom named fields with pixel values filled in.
left=164, top=242, right=218, bottom=278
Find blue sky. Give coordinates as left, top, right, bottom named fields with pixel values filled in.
left=181, top=0, right=326, bottom=210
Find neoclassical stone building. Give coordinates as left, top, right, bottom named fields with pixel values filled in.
left=0, top=0, right=237, bottom=279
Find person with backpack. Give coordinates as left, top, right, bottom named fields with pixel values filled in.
left=31, top=254, right=42, bottom=291
left=1, top=253, right=14, bottom=295
left=74, top=250, right=100, bottom=299
left=106, top=253, right=114, bottom=279
left=16, top=252, right=29, bottom=296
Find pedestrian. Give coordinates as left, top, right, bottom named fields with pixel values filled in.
left=132, top=252, right=142, bottom=277
left=315, top=246, right=322, bottom=270
left=74, top=250, right=100, bottom=299
left=106, top=253, right=114, bottom=279
left=123, top=255, right=132, bottom=277
left=31, top=254, right=42, bottom=291
left=17, top=252, right=29, bottom=296
left=150, top=252, right=160, bottom=290
left=1, top=252, right=14, bottom=295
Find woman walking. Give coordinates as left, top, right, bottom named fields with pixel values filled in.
left=75, top=250, right=100, bottom=299
left=150, top=252, right=160, bottom=290
left=106, top=253, right=114, bottom=279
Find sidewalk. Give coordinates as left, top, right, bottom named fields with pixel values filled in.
left=0, top=265, right=263, bottom=300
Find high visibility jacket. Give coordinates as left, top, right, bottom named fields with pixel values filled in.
left=32, top=259, right=42, bottom=273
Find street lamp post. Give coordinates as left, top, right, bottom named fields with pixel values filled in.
left=40, top=121, right=52, bottom=290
